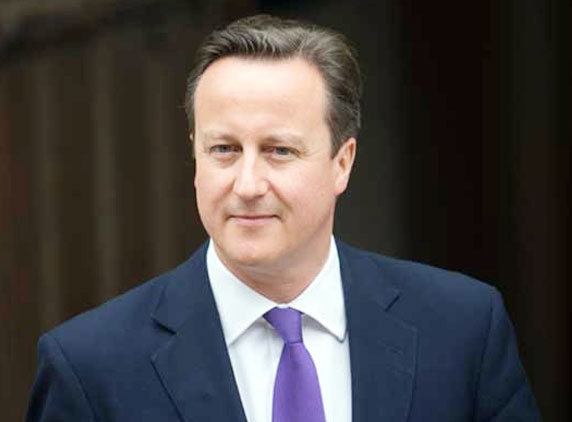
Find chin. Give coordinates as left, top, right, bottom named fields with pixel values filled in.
left=229, top=248, right=277, bottom=268
left=217, top=240, right=284, bottom=269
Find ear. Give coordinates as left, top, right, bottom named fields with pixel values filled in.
left=333, top=137, right=357, bottom=195
left=191, top=133, right=198, bottom=188
left=189, top=133, right=196, bottom=158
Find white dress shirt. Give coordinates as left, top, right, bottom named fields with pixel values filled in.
left=207, top=237, right=352, bottom=422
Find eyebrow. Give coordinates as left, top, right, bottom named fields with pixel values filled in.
left=200, top=130, right=236, bottom=142
left=199, top=130, right=306, bottom=148
left=263, top=132, right=305, bottom=148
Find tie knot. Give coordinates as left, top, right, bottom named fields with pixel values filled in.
left=264, top=307, right=303, bottom=344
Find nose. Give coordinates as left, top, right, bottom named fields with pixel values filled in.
left=233, top=154, right=269, bottom=200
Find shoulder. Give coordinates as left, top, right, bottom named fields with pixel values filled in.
left=337, top=240, right=500, bottom=319
left=338, top=240, right=496, bottom=293
left=46, top=245, right=207, bottom=363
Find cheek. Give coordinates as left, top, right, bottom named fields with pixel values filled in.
left=196, top=166, right=228, bottom=197
left=195, top=169, right=223, bottom=214
left=275, top=168, right=335, bottom=207
left=195, top=172, right=225, bottom=233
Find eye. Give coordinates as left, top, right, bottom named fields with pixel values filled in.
left=274, top=147, right=292, bottom=156
left=210, top=144, right=240, bottom=154
left=266, top=146, right=296, bottom=158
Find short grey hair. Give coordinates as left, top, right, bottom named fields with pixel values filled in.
left=184, top=14, right=362, bottom=154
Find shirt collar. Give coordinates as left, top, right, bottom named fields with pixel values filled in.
left=207, top=237, right=347, bottom=346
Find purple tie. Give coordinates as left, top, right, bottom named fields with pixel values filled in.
left=264, top=307, right=326, bottom=422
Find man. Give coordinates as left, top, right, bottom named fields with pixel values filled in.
left=27, top=15, right=540, bottom=421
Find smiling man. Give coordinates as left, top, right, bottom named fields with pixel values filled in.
left=28, top=15, right=539, bottom=422
left=193, top=55, right=354, bottom=303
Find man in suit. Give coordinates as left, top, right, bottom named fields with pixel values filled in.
left=27, top=15, right=540, bottom=421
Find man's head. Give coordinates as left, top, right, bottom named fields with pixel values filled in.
left=185, top=14, right=361, bottom=155
left=189, top=15, right=360, bottom=301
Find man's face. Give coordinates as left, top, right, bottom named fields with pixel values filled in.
left=193, top=56, right=355, bottom=280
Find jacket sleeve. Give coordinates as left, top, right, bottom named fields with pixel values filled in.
left=26, top=333, right=97, bottom=422
left=474, top=289, right=541, bottom=421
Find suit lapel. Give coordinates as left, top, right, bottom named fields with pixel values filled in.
left=338, top=242, right=417, bottom=422
left=150, top=245, right=247, bottom=422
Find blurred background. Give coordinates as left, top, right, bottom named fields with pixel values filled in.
left=0, top=0, right=568, bottom=420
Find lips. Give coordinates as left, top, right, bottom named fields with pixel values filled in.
left=230, top=214, right=277, bottom=226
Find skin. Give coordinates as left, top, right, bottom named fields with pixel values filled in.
left=193, top=56, right=356, bottom=303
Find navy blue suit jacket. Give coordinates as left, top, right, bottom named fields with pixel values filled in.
left=27, top=241, right=540, bottom=421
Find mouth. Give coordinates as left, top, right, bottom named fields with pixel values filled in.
left=229, top=214, right=277, bottom=226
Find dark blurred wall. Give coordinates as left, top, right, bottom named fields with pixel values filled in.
left=1, top=0, right=568, bottom=420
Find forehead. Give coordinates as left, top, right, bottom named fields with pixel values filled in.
left=194, top=56, right=327, bottom=109
left=193, top=57, right=329, bottom=137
